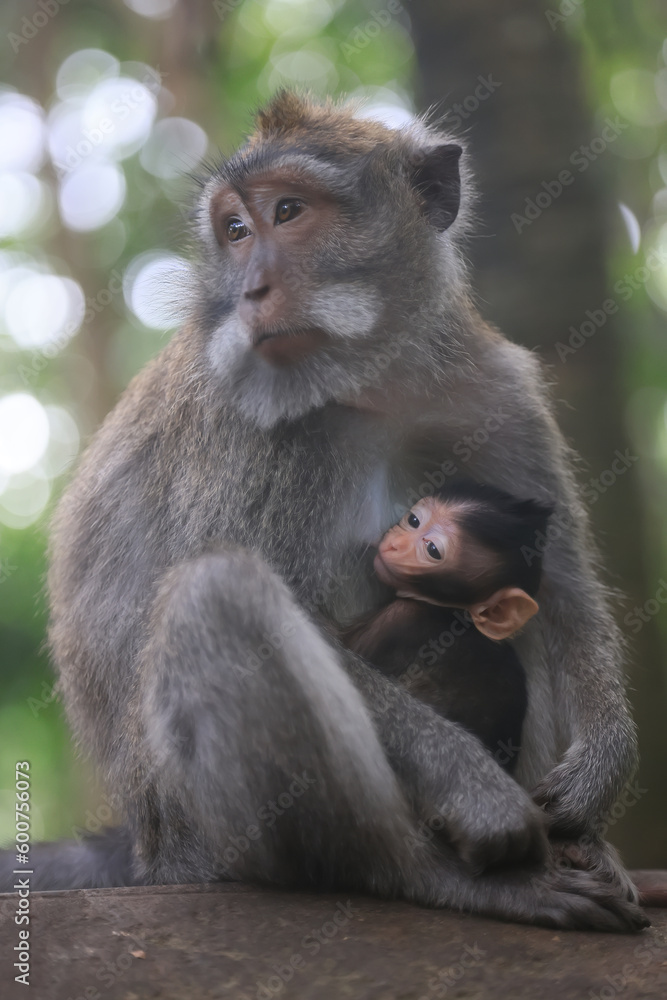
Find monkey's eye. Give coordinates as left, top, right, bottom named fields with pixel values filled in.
left=407, top=512, right=420, bottom=528
left=226, top=218, right=250, bottom=242
left=426, top=540, right=442, bottom=560
left=275, top=198, right=303, bottom=225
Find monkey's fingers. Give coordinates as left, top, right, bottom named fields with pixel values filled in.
left=531, top=744, right=637, bottom=840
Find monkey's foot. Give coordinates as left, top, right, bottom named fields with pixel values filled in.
left=527, top=868, right=649, bottom=932
left=549, top=837, right=640, bottom=904
left=441, top=865, right=650, bottom=933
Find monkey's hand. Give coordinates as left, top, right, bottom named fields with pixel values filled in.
left=440, top=767, right=549, bottom=873
left=531, top=711, right=638, bottom=832
left=532, top=741, right=640, bottom=903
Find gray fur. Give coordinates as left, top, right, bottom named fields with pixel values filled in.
left=5, top=94, right=646, bottom=932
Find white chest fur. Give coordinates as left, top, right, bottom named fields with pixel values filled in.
left=345, top=460, right=400, bottom=547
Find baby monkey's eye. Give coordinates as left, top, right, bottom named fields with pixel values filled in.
left=407, top=512, right=420, bottom=528
left=226, top=218, right=250, bottom=242
left=275, top=198, right=303, bottom=224
left=426, top=540, right=442, bottom=560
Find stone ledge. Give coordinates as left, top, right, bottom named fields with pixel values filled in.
left=0, top=881, right=666, bottom=1000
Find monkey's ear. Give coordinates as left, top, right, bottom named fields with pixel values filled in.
left=412, top=144, right=462, bottom=231
left=469, top=587, right=539, bottom=642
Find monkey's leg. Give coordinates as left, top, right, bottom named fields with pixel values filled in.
left=342, top=663, right=647, bottom=931
left=139, top=548, right=547, bottom=883
left=131, top=549, right=647, bottom=930
left=135, top=548, right=426, bottom=892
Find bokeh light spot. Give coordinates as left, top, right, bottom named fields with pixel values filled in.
left=352, top=85, right=414, bottom=128
left=0, top=471, right=51, bottom=529
left=82, top=77, right=157, bottom=160
left=123, top=252, right=191, bottom=330
left=59, top=162, right=126, bottom=231
left=263, top=0, right=334, bottom=35
left=0, top=173, right=49, bottom=238
left=619, top=202, right=641, bottom=253
left=610, top=69, right=665, bottom=127
left=268, top=48, right=338, bottom=92
left=56, top=50, right=120, bottom=102
left=124, top=0, right=178, bottom=19
left=0, top=93, right=45, bottom=172
left=0, top=394, right=50, bottom=475
left=45, top=406, right=80, bottom=477
left=5, top=274, right=84, bottom=350
left=140, top=117, right=209, bottom=179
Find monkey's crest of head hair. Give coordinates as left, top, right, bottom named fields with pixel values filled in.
left=242, top=89, right=475, bottom=240
left=252, top=90, right=392, bottom=152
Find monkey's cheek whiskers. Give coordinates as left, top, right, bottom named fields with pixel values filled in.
left=307, top=283, right=382, bottom=341
left=206, top=316, right=249, bottom=376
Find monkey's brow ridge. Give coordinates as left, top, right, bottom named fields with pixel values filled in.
left=213, top=145, right=359, bottom=199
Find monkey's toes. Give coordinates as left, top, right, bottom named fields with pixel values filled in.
left=549, top=838, right=641, bottom=904
left=543, top=869, right=650, bottom=933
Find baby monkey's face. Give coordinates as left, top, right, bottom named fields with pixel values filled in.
left=374, top=494, right=541, bottom=639
left=374, top=497, right=461, bottom=590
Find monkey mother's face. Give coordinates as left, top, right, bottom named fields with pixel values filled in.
left=208, top=169, right=382, bottom=367
left=194, top=95, right=463, bottom=429
left=200, top=161, right=402, bottom=429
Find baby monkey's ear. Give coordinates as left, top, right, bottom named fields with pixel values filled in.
left=469, top=587, right=539, bottom=642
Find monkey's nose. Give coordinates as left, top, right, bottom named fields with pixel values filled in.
left=239, top=282, right=285, bottom=328
left=379, top=537, right=404, bottom=557
left=244, top=283, right=270, bottom=301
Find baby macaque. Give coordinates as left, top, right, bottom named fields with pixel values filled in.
left=344, top=481, right=553, bottom=773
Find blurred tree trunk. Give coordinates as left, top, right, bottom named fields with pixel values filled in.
left=410, top=0, right=666, bottom=865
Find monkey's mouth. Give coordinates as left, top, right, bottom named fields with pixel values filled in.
left=373, top=550, right=401, bottom=588
left=252, top=326, right=330, bottom=366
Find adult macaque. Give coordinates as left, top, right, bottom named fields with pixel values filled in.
left=343, top=481, right=552, bottom=773
left=7, top=93, right=648, bottom=931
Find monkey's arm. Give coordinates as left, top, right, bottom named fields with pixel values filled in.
left=427, top=338, right=637, bottom=887
left=341, top=646, right=548, bottom=871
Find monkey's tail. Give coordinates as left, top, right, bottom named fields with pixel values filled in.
left=0, top=826, right=141, bottom=892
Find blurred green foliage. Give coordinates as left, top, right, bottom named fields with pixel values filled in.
left=576, top=3, right=667, bottom=645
